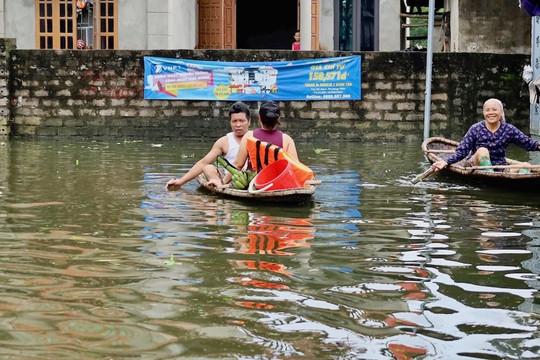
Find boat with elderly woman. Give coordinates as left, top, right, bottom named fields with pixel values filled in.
left=415, top=98, right=540, bottom=189
left=419, top=137, right=540, bottom=190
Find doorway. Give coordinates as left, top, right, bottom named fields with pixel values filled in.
left=236, top=0, right=298, bottom=49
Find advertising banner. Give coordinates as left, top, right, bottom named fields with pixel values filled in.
left=143, top=56, right=361, bottom=101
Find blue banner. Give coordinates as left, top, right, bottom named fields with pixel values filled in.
left=143, top=56, right=361, bottom=101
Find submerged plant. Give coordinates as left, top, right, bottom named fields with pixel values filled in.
left=164, top=253, right=176, bottom=266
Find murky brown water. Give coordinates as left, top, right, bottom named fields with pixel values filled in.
left=0, top=139, right=539, bottom=359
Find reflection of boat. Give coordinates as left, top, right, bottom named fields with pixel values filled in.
left=422, top=137, right=540, bottom=190
left=196, top=175, right=317, bottom=204
left=230, top=214, right=314, bottom=288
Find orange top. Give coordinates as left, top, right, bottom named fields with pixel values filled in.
left=246, top=136, right=313, bottom=186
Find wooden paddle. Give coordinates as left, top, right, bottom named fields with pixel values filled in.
left=424, top=149, right=455, bottom=154
left=466, top=164, right=540, bottom=170
left=411, top=166, right=436, bottom=184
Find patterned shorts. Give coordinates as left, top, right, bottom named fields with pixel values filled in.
left=217, top=167, right=227, bottom=178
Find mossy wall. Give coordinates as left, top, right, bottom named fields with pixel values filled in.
left=1, top=46, right=532, bottom=142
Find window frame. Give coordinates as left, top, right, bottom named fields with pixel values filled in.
left=35, top=0, right=117, bottom=50
left=333, top=0, right=379, bottom=51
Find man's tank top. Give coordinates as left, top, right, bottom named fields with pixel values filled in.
left=224, top=132, right=240, bottom=162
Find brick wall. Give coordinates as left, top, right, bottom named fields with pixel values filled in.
left=4, top=47, right=532, bottom=142
left=0, top=38, right=15, bottom=137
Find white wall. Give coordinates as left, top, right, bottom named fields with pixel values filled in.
left=319, top=0, right=333, bottom=51
left=171, top=0, right=197, bottom=49
left=379, top=0, right=401, bottom=51
left=447, top=0, right=459, bottom=52
left=0, top=0, right=5, bottom=38
left=119, top=0, right=196, bottom=50
left=146, top=0, right=172, bottom=50
left=118, top=0, right=148, bottom=49
left=5, top=0, right=34, bottom=49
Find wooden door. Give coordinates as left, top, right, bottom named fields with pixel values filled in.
left=311, top=0, right=319, bottom=50
left=223, top=0, right=236, bottom=48
left=198, top=0, right=236, bottom=49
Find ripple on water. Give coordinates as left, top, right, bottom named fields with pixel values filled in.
left=476, top=265, right=522, bottom=272
left=2, top=140, right=540, bottom=359
left=481, top=231, right=522, bottom=237
left=56, top=319, right=177, bottom=353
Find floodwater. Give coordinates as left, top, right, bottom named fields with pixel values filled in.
left=0, top=139, right=539, bottom=359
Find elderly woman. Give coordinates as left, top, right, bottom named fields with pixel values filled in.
left=432, top=98, right=540, bottom=173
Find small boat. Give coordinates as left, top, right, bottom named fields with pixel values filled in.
left=420, top=137, right=540, bottom=190
left=196, top=175, right=319, bottom=204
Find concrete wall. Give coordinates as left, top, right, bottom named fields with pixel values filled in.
left=5, top=0, right=33, bottom=49
left=319, top=0, right=333, bottom=51
left=146, top=0, right=172, bottom=50
left=119, top=0, right=148, bottom=50
left=0, top=38, right=15, bottom=137
left=379, top=0, right=401, bottom=51
left=171, top=0, right=197, bottom=49
left=3, top=47, right=532, bottom=142
left=0, top=0, right=5, bottom=38
left=449, top=0, right=531, bottom=54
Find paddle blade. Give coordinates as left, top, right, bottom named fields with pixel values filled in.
left=411, top=167, right=435, bottom=184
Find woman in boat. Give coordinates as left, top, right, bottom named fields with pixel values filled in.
left=432, top=98, right=540, bottom=173
left=208, top=100, right=299, bottom=186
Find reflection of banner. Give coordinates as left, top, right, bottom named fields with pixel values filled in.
left=143, top=56, right=361, bottom=101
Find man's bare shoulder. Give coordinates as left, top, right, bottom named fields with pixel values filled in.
left=215, top=134, right=230, bottom=145
left=211, top=134, right=230, bottom=153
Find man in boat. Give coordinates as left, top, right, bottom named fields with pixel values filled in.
left=431, top=98, right=540, bottom=173
left=207, top=100, right=302, bottom=187
left=166, top=102, right=251, bottom=190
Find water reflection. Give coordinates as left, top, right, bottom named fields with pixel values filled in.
left=394, top=190, right=540, bottom=359
left=229, top=214, right=313, bottom=276
left=0, top=140, right=539, bottom=358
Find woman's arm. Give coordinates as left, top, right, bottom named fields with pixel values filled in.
left=445, top=127, right=476, bottom=165
left=507, top=124, right=540, bottom=151
left=283, top=134, right=299, bottom=161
